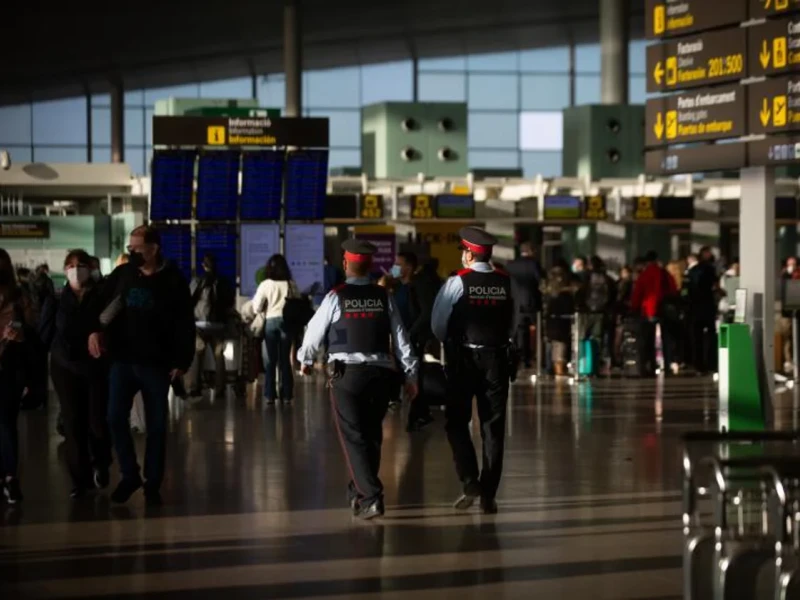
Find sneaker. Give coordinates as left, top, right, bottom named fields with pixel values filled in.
left=3, top=479, right=23, bottom=504
left=110, top=477, right=142, bottom=504
left=355, top=498, right=384, bottom=520
left=94, top=468, right=110, bottom=490
left=453, top=481, right=482, bottom=511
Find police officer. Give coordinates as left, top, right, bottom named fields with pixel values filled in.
left=431, top=226, right=514, bottom=514
left=297, top=239, right=418, bottom=520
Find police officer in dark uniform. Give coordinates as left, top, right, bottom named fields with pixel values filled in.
left=431, top=227, right=514, bottom=514
left=297, top=239, right=418, bottom=520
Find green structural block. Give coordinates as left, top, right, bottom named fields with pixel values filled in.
left=718, top=323, right=765, bottom=432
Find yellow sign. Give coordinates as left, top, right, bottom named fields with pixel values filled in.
left=451, top=185, right=471, bottom=195
left=584, top=196, right=607, bottom=220
left=666, top=110, right=678, bottom=140
left=760, top=98, right=772, bottom=127
left=760, top=40, right=772, bottom=69
left=653, top=112, right=664, bottom=140
left=414, top=222, right=469, bottom=278
left=635, top=197, right=655, bottom=220
left=653, top=4, right=666, bottom=35
left=360, top=194, right=383, bottom=219
left=653, top=61, right=665, bottom=85
left=411, top=195, right=434, bottom=219
left=206, top=126, right=226, bottom=145
left=777, top=0, right=788, bottom=10
left=666, top=56, right=678, bottom=86
left=774, top=36, right=787, bottom=68
left=774, top=95, right=787, bottom=127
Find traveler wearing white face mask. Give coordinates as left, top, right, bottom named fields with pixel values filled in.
left=41, top=249, right=112, bottom=499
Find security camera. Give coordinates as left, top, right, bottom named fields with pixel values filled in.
left=438, top=117, right=454, bottom=132
left=437, top=147, right=455, bottom=161
left=0, top=150, right=10, bottom=171
left=400, top=147, right=418, bottom=161
left=400, top=118, right=418, bottom=132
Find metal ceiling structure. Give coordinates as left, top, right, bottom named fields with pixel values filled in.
left=1, top=0, right=643, bottom=105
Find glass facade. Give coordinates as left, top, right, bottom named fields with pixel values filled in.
left=0, top=41, right=651, bottom=178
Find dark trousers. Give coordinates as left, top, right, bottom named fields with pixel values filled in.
left=691, top=319, right=718, bottom=374
left=445, top=347, right=509, bottom=501
left=406, top=340, right=431, bottom=426
left=107, top=363, right=170, bottom=489
left=515, top=313, right=536, bottom=367
left=637, top=318, right=657, bottom=376
left=330, top=364, right=390, bottom=505
left=51, top=358, right=112, bottom=487
left=263, top=318, right=294, bottom=401
left=189, top=330, right=226, bottom=393
left=0, top=378, right=20, bottom=479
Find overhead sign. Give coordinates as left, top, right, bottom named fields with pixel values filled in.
left=750, top=0, right=800, bottom=19
left=747, top=75, right=800, bottom=134
left=324, top=194, right=358, bottom=220
left=360, top=194, right=384, bottom=219
left=646, top=0, right=747, bottom=39
left=0, top=222, right=50, bottom=239
left=645, top=143, right=748, bottom=175
left=647, top=28, right=747, bottom=93
left=410, top=194, right=435, bottom=219
left=747, top=16, right=800, bottom=77
left=543, top=196, right=582, bottom=220
left=152, top=116, right=330, bottom=147
left=749, top=135, right=800, bottom=165
left=435, top=194, right=475, bottom=219
left=632, top=197, right=695, bottom=220
left=645, top=84, right=745, bottom=147
left=583, top=195, right=608, bottom=220
left=633, top=196, right=656, bottom=220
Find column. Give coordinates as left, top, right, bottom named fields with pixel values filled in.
left=599, top=0, right=629, bottom=104
left=739, top=166, right=776, bottom=414
left=110, top=82, right=125, bottom=164
left=86, top=88, right=93, bottom=163
left=283, top=0, right=302, bottom=117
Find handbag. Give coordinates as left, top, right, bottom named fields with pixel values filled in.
left=282, top=282, right=314, bottom=333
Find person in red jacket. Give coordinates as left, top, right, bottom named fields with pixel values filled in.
left=630, top=251, right=676, bottom=376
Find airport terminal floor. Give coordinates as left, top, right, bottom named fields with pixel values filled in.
left=3, top=373, right=787, bottom=599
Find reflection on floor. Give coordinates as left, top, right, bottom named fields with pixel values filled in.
left=0, top=372, right=754, bottom=599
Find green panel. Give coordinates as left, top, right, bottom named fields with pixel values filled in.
left=111, top=213, right=140, bottom=260
left=561, top=225, right=596, bottom=260
left=153, top=98, right=258, bottom=116
left=719, top=324, right=765, bottom=431
left=383, top=103, right=429, bottom=178
left=423, top=103, right=468, bottom=177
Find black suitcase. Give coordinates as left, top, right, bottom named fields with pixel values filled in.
left=621, top=319, right=641, bottom=377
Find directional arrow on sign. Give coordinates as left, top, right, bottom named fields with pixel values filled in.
left=654, top=112, right=664, bottom=140
left=760, top=40, right=772, bottom=69
left=760, top=98, right=772, bottom=127
left=653, top=61, right=664, bottom=85
left=765, top=0, right=772, bottom=8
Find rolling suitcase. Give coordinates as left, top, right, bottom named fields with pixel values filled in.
left=578, top=339, right=596, bottom=377
left=621, top=318, right=641, bottom=377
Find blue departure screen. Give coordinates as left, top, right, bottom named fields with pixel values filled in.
left=150, top=150, right=196, bottom=221
left=196, top=225, right=237, bottom=283
left=196, top=151, right=239, bottom=220
left=156, top=226, right=192, bottom=281
left=285, top=150, right=328, bottom=220
left=240, top=151, right=283, bottom=220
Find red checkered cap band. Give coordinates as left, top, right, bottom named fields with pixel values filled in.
left=344, top=251, right=372, bottom=263
left=461, top=239, right=490, bottom=254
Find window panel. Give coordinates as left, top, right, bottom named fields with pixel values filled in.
left=309, top=110, right=360, bottom=147
left=307, top=67, right=360, bottom=108
left=630, top=75, right=647, bottom=104
left=145, top=108, right=154, bottom=145
left=328, top=149, right=361, bottom=170
left=4, top=146, right=32, bottom=164
left=257, top=75, right=285, bottom=110
left=144, top=83, right=199, bottom=105
left=575, top=44, right=601, bottom=73
left=575, top=74, right=601, bottom=104
left=467, top=51, right=518, bottom=72
left=521, top=74, right=570, bottom=110
left=33, top=146, right=88, bottom=163
left=125, top=89, right=145, bottom=106
left=520, top=112, right=563, bottom=151
left=0, top=104, right=32, bottom=145
left=92, top=146, right=111, bottom=163
left=520, top=46, right=570, bottom=73
left=469, top=150, right=519, bottom=169
left=32, top=97, right=87, bottom=145
left=418, top=73, right=466, bottom=102
left=124, top=147, right=146, bottom=176
left=629, top=40, right=648, bottom=75
left=91, top=108, right=111, bottom=146
left=418, top=55, right=467, bottom=71
left=92, top=94, right=111, bottom=107
left=468, top=112, right=518, bottom=149
left=468, top=74, right=518, bottom=110
left=522, top=151, right=562, bottom=177
left=124, top=108, right=145, bottom=148
left=199, top=77, right=252, bottom=99
left=361, top=61, right=413, bottom=104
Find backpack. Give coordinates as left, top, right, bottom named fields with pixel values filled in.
left=586, top=272, right=610, bottom=313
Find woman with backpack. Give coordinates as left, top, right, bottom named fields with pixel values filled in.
left=252, top=254, right=300, bottom=405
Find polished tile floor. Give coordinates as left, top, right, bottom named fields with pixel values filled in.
left=3, top=372, right=788, bottom=599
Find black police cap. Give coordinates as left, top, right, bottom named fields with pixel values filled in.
left=342, top=239, right=377, bottom=258
left=458, top=226, right=497, bottom=253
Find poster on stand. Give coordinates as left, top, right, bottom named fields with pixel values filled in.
left=240, top=224, right=280, bottom=298
left=285, top=224, right=325, bottom=298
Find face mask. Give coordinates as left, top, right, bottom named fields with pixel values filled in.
left=789, top=265, right=796, bottom=274
left=66, top=266, right=90, bottom=287
left=91, top=269, right=101, bottom=282
left=390, top=265, right=402, bottom=279
left=128, top=251, right=145, bottom=268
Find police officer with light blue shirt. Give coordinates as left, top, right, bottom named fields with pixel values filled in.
left=432, top=226, right=514, bottom=515
left=297, top=239, right=418, bottom=520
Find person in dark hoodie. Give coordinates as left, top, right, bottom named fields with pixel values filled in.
left=88, top=226, right=195, bottom=506
left=42, top=249, right=112, bottom=499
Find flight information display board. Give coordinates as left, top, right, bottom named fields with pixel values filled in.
left=196, top=225, right=237, bottom=283
left=285, top=224, right=325, bottom=296
left=285, top=150, right=328, bottom=220
left=240, top=224, right=280, bottom=298
left=240, top=151, right=284, bottom=221
left=196, top=151, right=239, bottom=221
left=155, top=225, right=192, bottom=281
left=435, top=194, right=475, bottom=219
left=150, top=150, right=196, bottom=221
left=543, top=196, right=582, bottom=219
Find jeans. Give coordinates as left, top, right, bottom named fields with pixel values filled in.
left=263, top=318, right=294, bottom=401
left=188, top=330, right=227, bottom=393
left=107, top=363, right=170, bottom=489
left=0, top=379, right=20, bottom=479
